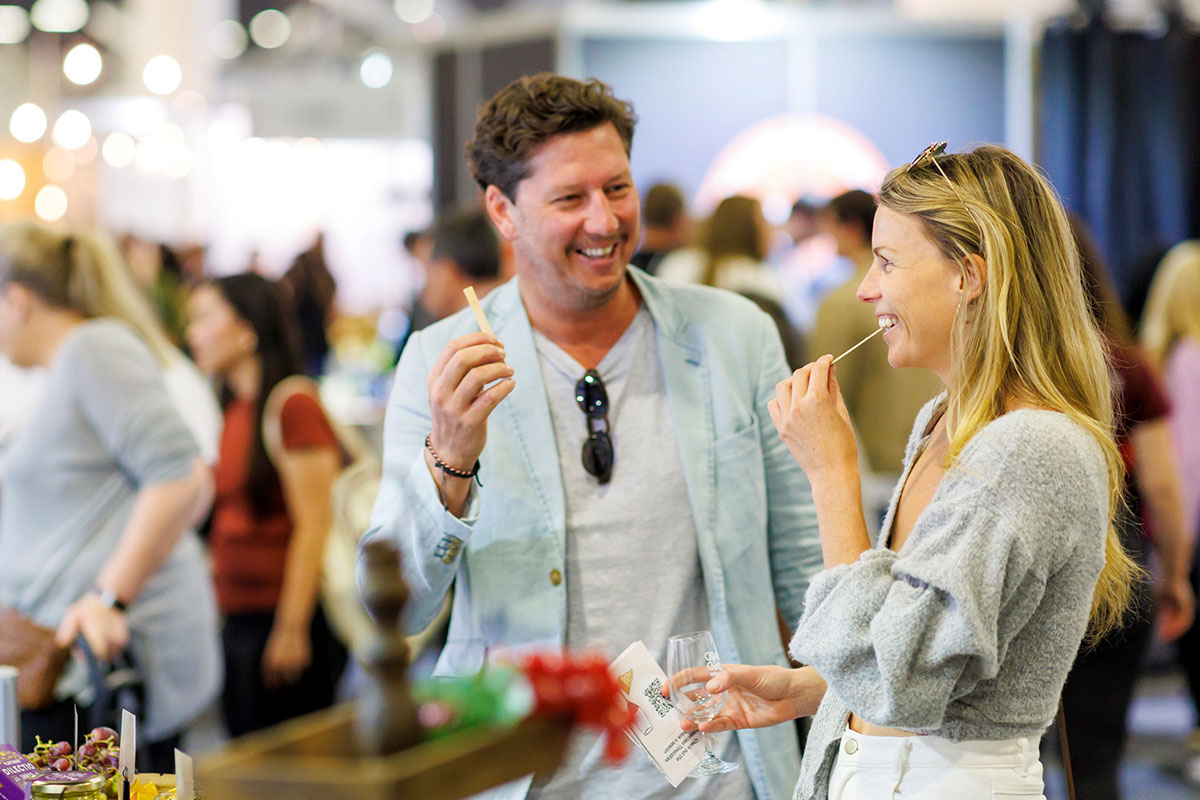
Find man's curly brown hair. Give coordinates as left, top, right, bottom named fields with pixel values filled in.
left=466, top=73, right=637, bottom=200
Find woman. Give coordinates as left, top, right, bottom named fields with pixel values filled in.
left=0, top=222, right=220, bottom=768
left=1140, top=241, right=1200, bottom=758
left=659, top=194, right=803, bottom=368
left=1055, top=217, right=1193, bottom=799
left=679, top=145, right=1138, bottom=799
left=186, top=273, right=346, bottom=737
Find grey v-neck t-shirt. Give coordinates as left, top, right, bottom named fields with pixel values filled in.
left=525, top=307, right=751, bottom=799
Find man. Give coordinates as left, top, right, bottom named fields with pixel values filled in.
left=630, top=182, right=691, bottom=275
left=809, top=190, right=942, bottom=480
left=361, top=74, right=821, bottom=799
left=421, top=207, right=505, bottom=322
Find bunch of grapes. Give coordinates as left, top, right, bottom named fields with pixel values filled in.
left=26, top=727, right=121, bottom=797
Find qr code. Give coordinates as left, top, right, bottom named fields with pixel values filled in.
left=643, top=678, right=673, bottom=718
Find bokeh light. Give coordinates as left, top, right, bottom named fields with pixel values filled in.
left=29, top=0, right=87, bottom=33
left=0, top=159, right=26, bottom=201
left=35, top=185, right=69, bottom=221
left=360, top=50, right=393, bottom=89
left=210, top=19, right=248, bottom=60
left=43, top=147, right=75, bottom=183
left=143, top=54, right=182, bottom=95
left=102, top=131, right=136, bottom=168
left=248, top=9, right=290, bottom=49
left=10, top=103, right=47, bottom=143
left=74, top=135, right=98, bottom=166
left=63, top=42, right=103, bottom=85
left=0, top=5, right=31, bottom=43
left=412, top=13, right=445, bottom=44
left=394, top=0, right=434, bottom=25
left=52, top=109, right=92, bottom=150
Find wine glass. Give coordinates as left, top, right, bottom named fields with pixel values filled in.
left=666, top=630, right=741, bottom=777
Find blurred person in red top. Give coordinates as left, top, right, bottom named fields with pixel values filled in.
left=186, top=272, right=346, bottom=737
left=1054, top=216, right=1195, bottom=800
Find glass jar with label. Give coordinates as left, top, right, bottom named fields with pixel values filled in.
left=29, top=771, right=106, bottom=799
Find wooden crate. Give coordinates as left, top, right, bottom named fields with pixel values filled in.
left=195, top=705, right=571, bottom=800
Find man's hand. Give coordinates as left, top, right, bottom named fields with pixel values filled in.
left=56, top=594, right=131, bottom=662
left=425, top=332, right=515, bottom=513
left=666, top=663, right=826, bottom=734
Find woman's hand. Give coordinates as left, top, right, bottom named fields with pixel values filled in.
left=1156, top=576, right=1196, bottom=642
left=668, top=664, right=826, bottom=734
left=767, top=355, right=858, bottom=483
left=262, top=622, right=312, bottom=690
left=56, top=595, right=131, bottom=662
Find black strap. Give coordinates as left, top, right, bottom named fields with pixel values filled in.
left=76, top=636, right=145, bottom=732
left=1056, top=699, right=1076, bottom=800
left=425, top=434, right=482, bottom=485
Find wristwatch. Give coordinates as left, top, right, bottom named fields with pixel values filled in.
left=94, top=588, right=128, bottom=613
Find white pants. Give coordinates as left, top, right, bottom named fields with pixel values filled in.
left=828, top=728, right=1046, bottom=800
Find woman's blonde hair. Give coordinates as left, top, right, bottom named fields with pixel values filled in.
left=0, top=221, right=174, bottom=365
left=878, top=144, right=1136, bottom=641
left=1140, top=240, right=1200, bottom=367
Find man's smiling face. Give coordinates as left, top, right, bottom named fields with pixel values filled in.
left=487, top=123, right=641, bottom=315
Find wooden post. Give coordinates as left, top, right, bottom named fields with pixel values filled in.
left=356, top=540, right=422, bottom=755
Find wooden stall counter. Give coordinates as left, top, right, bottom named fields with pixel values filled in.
left=195, top=704, right=570, bottom=800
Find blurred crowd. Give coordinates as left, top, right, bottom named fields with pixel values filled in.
left=2, top=141, right=1199, bottom=796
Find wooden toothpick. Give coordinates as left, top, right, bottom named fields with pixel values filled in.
left=832, top=325, right=885, bottom=365
left=463, top=286, right=492, bottom=335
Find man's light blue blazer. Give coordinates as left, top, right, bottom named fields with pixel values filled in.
left=361, top=267, right=822, bottom=799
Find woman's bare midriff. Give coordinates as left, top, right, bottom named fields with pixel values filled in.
left=848, top=713, right=921, bottom=736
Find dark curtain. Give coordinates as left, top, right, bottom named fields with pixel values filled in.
left=1037, top=15, right=1200, bottom=322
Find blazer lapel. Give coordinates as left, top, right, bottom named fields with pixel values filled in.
left=488, top=280, right=566, bottom=558
left=633, top=271, right=723, bottom=590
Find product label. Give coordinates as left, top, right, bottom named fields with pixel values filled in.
left=0, top=745, right=41, bottom=800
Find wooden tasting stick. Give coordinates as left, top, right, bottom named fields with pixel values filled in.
left=463, top=286, right=493, bottom=335
left=832, top=325, right=885, bottom=365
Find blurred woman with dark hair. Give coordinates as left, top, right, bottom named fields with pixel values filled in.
left=1057, top=215, right=1194, bottom=800
left=186, top=273, right=346, bottom=736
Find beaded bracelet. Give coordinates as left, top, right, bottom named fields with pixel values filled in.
left=425, top=433, right=483, bottom=486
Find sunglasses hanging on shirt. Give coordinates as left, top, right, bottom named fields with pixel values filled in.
left=575, top=369, right=614, bottom=483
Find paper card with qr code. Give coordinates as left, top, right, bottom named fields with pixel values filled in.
left=609, top=641, right=704, bottom=787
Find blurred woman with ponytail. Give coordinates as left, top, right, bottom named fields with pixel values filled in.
left=0, top=221, right=221, bottom=770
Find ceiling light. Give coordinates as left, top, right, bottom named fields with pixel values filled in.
left=63, top=42, right=103, bottom=85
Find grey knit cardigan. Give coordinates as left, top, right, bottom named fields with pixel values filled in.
left=790, top=397, right=1109, bottom=799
